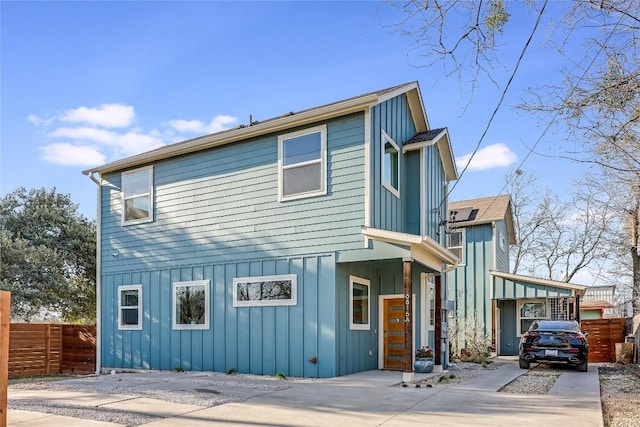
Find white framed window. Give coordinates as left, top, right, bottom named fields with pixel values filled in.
left=350, top=275, right=370, bottom=330
left=381, top=130, right=399, bottom=197
left=448, top=229, right=465, bottom=265
left=118, top=285, right=142, bottom=330
left=278, top=125, right=327, bottom=201
left=233, top=274, right=297, bottom=307
left=498, top=230, right=506, bottom=252
left=173, top=280, right=209, bottom=330
left=517, top=299, right=547, bottom=336
left=122, top=166, right=153, bottom=225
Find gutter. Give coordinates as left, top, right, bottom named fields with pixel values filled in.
left=86, top=171, right=102, bottom=375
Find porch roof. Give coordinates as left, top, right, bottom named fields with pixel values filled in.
left=361, top=227, right=458, bottom=272
left=490, top=270, right=587, bottom=299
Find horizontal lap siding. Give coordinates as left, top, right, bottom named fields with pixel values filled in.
left=102, top=254, right=337, bottom=377
left=101, top=114, right=365, bottom=274
left=371, top=95, right=416, bottom=233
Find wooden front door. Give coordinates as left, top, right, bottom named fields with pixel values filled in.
left=383, top=297, right=405, bottom=370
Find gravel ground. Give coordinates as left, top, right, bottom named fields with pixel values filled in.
left=8, top=361, right=640, bottom=426
left=599, top=364, right=640, bottom=427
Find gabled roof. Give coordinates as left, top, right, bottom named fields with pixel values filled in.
left=403, top=127, right=457, bottom=181
left=82, top=81, right=456, bottom=178
left=448, top=195, right=515, bottom=244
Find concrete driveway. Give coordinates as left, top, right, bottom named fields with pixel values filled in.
left=8, top=359, right=603, bottom=427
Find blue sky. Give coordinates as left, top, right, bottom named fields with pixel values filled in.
left=1, top=2, right=580, bottom=224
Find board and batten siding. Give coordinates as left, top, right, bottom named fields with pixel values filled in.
left=100, top=114, right=366, bottom=274
left=492, top=277, right=574, bottom=299
left=370, top=94, right=417, bottom=233
left=446, top=223, right=494, bottom=338
left=102, top=254, right=337, bottom=377
left=422, top=144, right=447, bottom=243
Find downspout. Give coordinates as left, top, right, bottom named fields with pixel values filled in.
left=86, top=171, right=102, bottom=375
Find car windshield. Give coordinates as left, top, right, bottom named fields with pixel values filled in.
left=531, top=320, right=579, bottom=332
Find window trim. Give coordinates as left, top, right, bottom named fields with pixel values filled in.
left=121, top=165, right=154, bottom=226
left=278, top=125, right=327, bottom=202
left=448, top=228, right=466, bottom=265
left=381, top=130, right=400, bottom=198
left=349, top=275, right=371, bottom=330
left=517, top=299, right=548, bottom=336
left=232, top=274, right=298, bottom=307
left=172, top=280, right=210, bottom=330
left=118, top=285, right=142, bottom=330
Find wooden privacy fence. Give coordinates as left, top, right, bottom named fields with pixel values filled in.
left=581, top=318, right=626, bottom=363
left=9, top=324, right=96, bottom=378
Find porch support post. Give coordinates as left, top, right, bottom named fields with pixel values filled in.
left=434, top=274, right=442, bottom=367
left=575, top=295, right=581, bottom=322
left=403, top=260, right=414, bottom=382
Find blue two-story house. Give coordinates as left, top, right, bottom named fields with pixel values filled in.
left=83, top=82, right=459, bottom=378
left=446, top=195, right=586, bottom=357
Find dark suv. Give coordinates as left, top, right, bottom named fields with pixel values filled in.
left=519, top=320, right=589, bottom=372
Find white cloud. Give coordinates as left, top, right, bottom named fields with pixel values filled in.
left=456, top=143, right=517, bottom=171
left=49, top=127, right=116, bottom=144
left=114, top=132, right=164, bottom=156
left=39, top=143, right=106, bottom=166
left=166, top=115, right=237, bottom=134
left=27, top=114, right=55, bottom=127
left=62, top=104, right=134, bottom=128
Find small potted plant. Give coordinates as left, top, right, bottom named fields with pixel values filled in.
left=414, top=346, right=434, bottom=373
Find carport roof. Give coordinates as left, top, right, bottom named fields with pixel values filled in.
left=490, top=270, right=587, bottom=296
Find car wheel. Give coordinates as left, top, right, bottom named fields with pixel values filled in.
left=577, top=361, right=588, bottom=372
left=519, top=359, right=530, bottom=369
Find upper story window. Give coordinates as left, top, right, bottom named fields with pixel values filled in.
left=278, top=125, right=327, bottom=201
left=122, top=166, right=153, bottom=225
left=233, top=274, right=297, bottom=307
left=448, top=229, right=465, bottom=265
left=498, top=230, right=506, bottom=252
left=118, top=285, right=142, bottom=330
left=381, top=131, right=399, bottom=197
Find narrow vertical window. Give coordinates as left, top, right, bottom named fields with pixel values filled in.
left=122, top=166, right=153, bottom=225
left=448, top=229, right=465, bottom=265
left=173, top=280, right=210, bottom=330
left=350, top=275, right=370, bottom=330
left=381, top=131, right=400, bottom=197
left=118, top=285, right=142, bottom=330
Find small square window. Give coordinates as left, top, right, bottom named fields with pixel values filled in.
left=122, top=166, right=153, bottom=225
left=173, top=280, right=209, bottom=330
left=350, top=275, right=370, bottom=330
left=118, top=285, right=142, bottom=330
left=518, top=300, right=547, bottom=336
left=381, top=131, right=399, bottom=197
left=278, top=125, right=327, bottom=201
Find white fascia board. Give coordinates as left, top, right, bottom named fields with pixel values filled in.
left=361, top=226, right=459, bottom=269
left=402, top=128, right=458, bottom=182
left=489, top=270, right=588, bottom=295
left=83, top=95, right=378, bottom=175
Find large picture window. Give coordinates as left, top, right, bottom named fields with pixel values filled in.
left=233, top=274, right=297, bottom=307
left=278, top=125, right=327, bottom=201
left=350, top=275, right=370, bottom=330
left=173, top=280, right=209, bottom=330
left=381, top=131, right=399, bottom=197
left=518, top=300, right=547, bottom=336
left=448, top=229, right=465, bottom=265
left=122, top=166, right=153, bottom=225
left=118, top=285, right=142, bottom=330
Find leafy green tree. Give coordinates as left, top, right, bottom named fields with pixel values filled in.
left=0, top=187, right=96, bottom=322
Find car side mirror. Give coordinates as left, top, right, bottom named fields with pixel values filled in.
left=583, top=332, right=589, bottom=337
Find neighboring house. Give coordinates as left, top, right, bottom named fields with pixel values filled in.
left=83, top=82, right=459, bottom=378
left=582, top=285, right=616, bottom=319
left=446, top=195, right=587, bottom=356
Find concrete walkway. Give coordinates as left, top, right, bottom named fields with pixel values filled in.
left=8, top=361, right=603, bottom=426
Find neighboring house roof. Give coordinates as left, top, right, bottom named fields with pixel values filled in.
left=448, top=195, right=515, bottom=244
left=490, top=270, right=587, bottom=296
left=82, top=82, right=458, bottom=181
left=580, top=300, right=613, bottom=310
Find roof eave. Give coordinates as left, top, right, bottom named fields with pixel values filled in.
left=83, top=93, right=380, bottom=175
left=489, top=270, right=587, bottom=295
